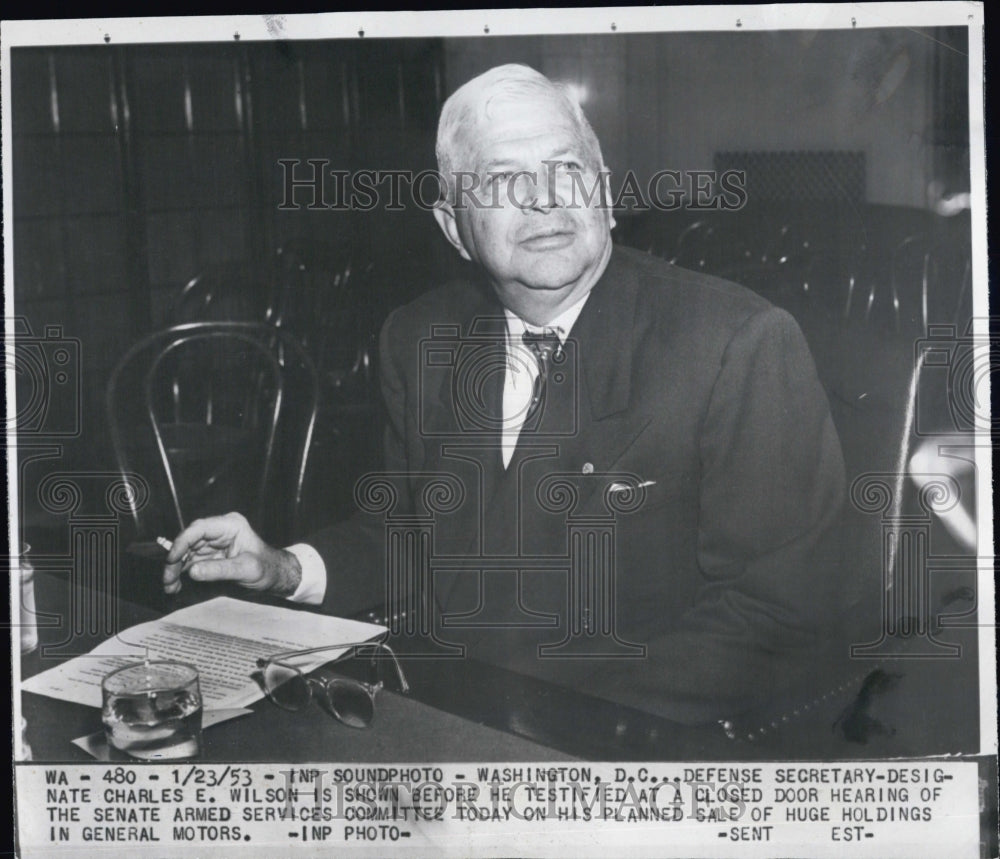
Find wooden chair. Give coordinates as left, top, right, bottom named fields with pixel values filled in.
left=106, top=322, right=318, bottom=546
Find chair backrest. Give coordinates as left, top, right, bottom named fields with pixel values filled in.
left=271, top=242, right=378, bottom=401
left=857, top=232, right=970, bottom=337
left=172, top=262, right=274, bottom=325
left=667, top=219, right=722, bottom=271
left=106, top=322, right=318, bottom=545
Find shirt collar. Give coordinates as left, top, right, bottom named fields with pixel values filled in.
left=503, top=289, right=592, bottom=344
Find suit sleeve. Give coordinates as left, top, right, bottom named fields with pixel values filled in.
left=598, top=305, right=846, bottom=724
left=305, top=307, right=413, bottom=617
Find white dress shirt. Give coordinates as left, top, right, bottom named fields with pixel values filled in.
left=499, top=293, right=589, bottom=468
left=287, top=290, right=593, bottom=605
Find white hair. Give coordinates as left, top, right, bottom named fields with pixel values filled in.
left=435, top=63, right=603, bottom=204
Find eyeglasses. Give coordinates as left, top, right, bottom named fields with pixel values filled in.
left=256, top=639, right=409, bottom=729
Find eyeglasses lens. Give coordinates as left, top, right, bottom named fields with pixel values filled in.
left=326, top=680, right=375, bottom=728
left=263, top=663, right=311, bottom=710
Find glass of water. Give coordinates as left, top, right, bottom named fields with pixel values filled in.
left=102, top=661, right=203, bottom=760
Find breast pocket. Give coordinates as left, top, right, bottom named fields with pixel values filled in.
left=598, top=468, right=694, bottom=517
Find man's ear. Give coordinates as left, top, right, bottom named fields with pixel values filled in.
left=601, top=168, right=617, bottom=231
left=433, top=202, right=472, bottom=261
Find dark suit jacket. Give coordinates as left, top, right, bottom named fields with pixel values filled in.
left=309, top=245, right=846, bottom=725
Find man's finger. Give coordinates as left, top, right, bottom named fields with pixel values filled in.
left=165, top=516, right=242, bottom=565
left=162, top=566, right=183, bottom=594
left=188, top=555, right=261, bottom=585
left=180, top=544, right=227, bottom=573
left=163, top=550, right=187, bottom=591
left=163, top=542, right=195, bottom=593
left=165, top=537, right=196, bottom=568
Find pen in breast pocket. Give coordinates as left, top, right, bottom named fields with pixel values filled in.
left=607, top=480, right=656, bottom=494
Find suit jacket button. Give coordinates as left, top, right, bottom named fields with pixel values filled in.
left=582, top=462, right=594, bottom=474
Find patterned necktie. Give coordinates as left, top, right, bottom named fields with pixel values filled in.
left=521, top=329, right=562, bottom=416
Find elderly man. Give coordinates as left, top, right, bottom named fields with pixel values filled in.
left=164, top=64, right=845, bottom=725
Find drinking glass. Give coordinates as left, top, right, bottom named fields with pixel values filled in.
left=102, top=661, right=202, bottom=760
left=20, top=543, right=38, bottom=654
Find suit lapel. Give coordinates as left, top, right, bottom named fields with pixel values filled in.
left=574, top=248, right=639, bottom=421
left=419, top=293, right=506, bottom=440
left=421, top=287, right=507, bottom=610
left=544, top=248, right=654, bottom=512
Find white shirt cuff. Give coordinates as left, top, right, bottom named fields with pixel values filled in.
left=284, top=543, right=327, bottom=605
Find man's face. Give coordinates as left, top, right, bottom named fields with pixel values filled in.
left=436, top=95, right=614, bottom=307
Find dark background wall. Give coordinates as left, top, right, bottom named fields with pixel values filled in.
left=11, top=39, right=448, bottom=473
left=444, top=28, right=969, bottom=208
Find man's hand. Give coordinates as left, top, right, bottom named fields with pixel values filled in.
left=162, top=512, right=302, bottom=597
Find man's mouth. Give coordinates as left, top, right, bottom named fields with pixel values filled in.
left=519, top=229, right=575, bottom=250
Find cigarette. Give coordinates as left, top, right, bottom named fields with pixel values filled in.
left=158, top=536, right=193, bottom=566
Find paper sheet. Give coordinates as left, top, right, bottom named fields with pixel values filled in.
left=21, top=596, right=386, bottom=709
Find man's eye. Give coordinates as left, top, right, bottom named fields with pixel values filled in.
left=560, top=160, right=583, bottom=171
left=488, top=171, right=513, bottom=185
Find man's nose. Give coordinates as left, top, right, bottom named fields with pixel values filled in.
left=521, top=167, right=565, bottom=212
